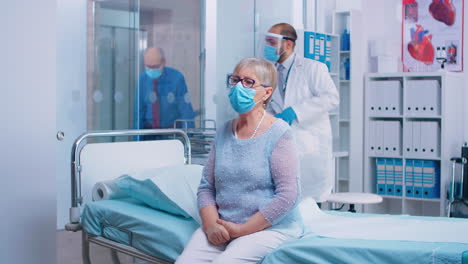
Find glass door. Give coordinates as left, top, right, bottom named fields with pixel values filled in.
left=89, top=0, right=203, bottom=137
left=58, top=0, right=203, bottom=228
left=92, top=25, right=146, bottom=132
left=90, top=0, right=141, bottom=138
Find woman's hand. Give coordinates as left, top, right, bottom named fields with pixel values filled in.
left=216, top=219, right=244, bottom=238
left=205, top=223, right=231, bottom=246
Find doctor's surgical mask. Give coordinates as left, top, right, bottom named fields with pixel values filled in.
left=264, top=45, right=282, bottom=62
left=145, top=67, right=162, bottom=79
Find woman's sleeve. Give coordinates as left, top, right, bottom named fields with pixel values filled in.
left=259, top=130, right=300, bottom=225
left=197, top=144, right=217, bottom=209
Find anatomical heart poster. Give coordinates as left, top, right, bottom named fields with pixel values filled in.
left=403, top=0, right=463, bottom=72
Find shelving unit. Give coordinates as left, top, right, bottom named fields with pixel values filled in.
left=302, top=29, right=342, bottom=163
left=303, top=10, right=364, bottom=196
left=330, top=10, right=364, bottom=193
left=364, top=72, right=464, bottom=216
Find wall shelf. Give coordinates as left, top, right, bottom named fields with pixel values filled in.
left=369, top=155, right=403, bottom=159
left=369, top=116, right=403, bottom=119
left=381, top=195, right=403, bottom=200
left=405, top=116, right=442, bottom=120
left=402, top=156, right=441, bottom=161
left=364, top=72, right=464, bottom=217
left=404, top=197, right=441, bottom=202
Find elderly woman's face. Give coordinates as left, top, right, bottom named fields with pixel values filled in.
left=234, top=67, right=267, bottom=102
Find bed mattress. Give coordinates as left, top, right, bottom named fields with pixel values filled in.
left=81, top=198, right=199, bottom=262
left=82, top=199, right=468, bottom=263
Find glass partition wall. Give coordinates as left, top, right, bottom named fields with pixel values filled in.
left=88, top=0, right=202, bottom=136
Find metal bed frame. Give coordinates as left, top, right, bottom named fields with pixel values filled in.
left=448, top=156, right=468, bottom=217
left=65, top=129, right=191, bottom=264
left=174, top=119, right=216, bottom=156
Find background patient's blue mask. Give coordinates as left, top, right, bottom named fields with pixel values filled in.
left=228, top=82, right=258, bottom=114
left=145, top=67, right=162, bottom=79
left=264, top=45, right=280, bottom=62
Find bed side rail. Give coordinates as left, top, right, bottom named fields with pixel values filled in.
left=65, top=129, right=191, bottom=231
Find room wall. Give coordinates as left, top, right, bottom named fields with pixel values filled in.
left=0, top=0, right=57, bottom=263
left=56, top=0, right=88, bottom=230
left=214, top=0, right=256, bottom=125
left=204, top=0, right=217, bottom=122
left=333, top=0, right=467, bottom=143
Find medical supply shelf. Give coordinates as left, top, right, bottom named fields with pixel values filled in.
left=303, top=27, right=347, bottom=193
left=330, top=10, right=364, bottom=194
left=364, top=72, right=464, bottom=217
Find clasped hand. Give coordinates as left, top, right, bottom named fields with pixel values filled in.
left=205, top=219, right=244, bottom=245
left=205, top=223, right=230, bottom=246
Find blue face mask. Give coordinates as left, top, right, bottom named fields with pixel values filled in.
left=264, top=45, right=280, bottom=62
left=228, top=82, right=258, bottom=114
left=145, top=67, right=162, bottom=79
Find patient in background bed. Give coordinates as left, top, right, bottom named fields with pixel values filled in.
left=176, top=58, right=304, bottom=263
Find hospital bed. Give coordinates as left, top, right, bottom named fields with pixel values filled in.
left=65, top=129, right=193, bottom=264
left=66, top=129, right=468, bottom=264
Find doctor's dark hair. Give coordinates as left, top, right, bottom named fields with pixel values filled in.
left=233, top=58, right=277, bottom=106
left=272, top=23, right=297, bottom=46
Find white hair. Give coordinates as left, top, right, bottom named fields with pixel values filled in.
left=233, top=57, right=277, bottom=89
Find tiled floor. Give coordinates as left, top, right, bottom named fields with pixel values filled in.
left=56, top=230, right=135, bottom=264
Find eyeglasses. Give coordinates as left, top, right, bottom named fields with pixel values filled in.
left=227, top=75, right=267, bottom=89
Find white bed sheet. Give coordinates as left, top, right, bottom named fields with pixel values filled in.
left=299, top=198, right=468, bottom=243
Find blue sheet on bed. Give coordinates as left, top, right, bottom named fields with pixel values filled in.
left=260, top=235, right=468, bottom=264
left=81, top=198, right=199, bottom=262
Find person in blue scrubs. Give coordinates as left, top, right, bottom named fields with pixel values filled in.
left=135, top=47, right=196, bottom=130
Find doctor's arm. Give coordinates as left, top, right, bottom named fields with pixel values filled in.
left=293, top=63, right=339, bottom=124
left=218, top=131, right=300, bottom=238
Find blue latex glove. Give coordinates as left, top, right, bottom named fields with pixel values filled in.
left=274, top=107, right=297, bottom=125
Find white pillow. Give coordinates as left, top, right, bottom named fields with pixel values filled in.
left=118, top=164, right=203, bottom=224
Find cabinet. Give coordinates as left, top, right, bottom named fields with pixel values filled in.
left=364, top=72, right=464, bottom=216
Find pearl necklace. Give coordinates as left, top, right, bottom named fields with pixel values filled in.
left=235, top=110, right=266, bottom=139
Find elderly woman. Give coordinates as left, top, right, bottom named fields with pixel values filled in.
left=176, top=58, right=303, bottom=263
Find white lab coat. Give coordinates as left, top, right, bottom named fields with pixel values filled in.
left=268, top=54, right=339, bottom=202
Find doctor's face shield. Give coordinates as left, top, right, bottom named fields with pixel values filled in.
left=263, top=33, right=295, bottom=62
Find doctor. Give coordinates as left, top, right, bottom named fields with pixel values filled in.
left=264, top=23, right=339, bottom=202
